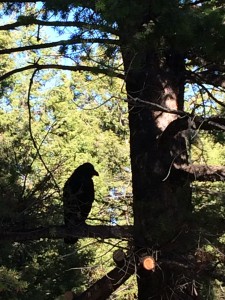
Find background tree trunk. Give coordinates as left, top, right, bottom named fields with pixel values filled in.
left=122, top=47, right=194, bottom=299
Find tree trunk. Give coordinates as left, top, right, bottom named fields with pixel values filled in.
left=122, top=46, right=194, bottom=299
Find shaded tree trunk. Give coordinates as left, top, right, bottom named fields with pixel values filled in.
left=121, top=43, right=194, bottom=298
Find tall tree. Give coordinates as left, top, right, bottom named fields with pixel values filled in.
left=0, top=1, right=225, bottom=299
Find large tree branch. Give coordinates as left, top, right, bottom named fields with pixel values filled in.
left=0, top=37, right=119, bottom=55
left=1, top=0, right=93, bottom=5
left=156, top=116, right=225, bottom=182
left=0, top=17, right=118, bottom=35
left=159, top=115, right=225, bottom=148
left=0, top=225, right=133, bottom=242
left=173, top=164, right=225, bottom=182
left=2, top=0, right=39, bottom=2
left=0, top=63, right=124, bottom=81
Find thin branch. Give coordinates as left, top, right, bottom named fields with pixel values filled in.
left=199, top=83, right=225, bottom=109
left=0, top=225, right=133, bottom=242
left=27, top=69, right=61, bottom=195
left=126, top=95, right=187, bottom=116
left=20, top=120, right=58, bottom=198
left=127, top=96, right=225, bottom=132
left=0, top=37, right=120, bottom=55
left=188, top=70, right=225, bottom=107
left=0, top=63, right=124, bottom=81
left=187, top=69, right=225, bottom=88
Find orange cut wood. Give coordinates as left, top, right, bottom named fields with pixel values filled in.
left=142, top=256, right=155, bottom=271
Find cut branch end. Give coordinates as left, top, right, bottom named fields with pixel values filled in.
left=141, top=256, right=155, bottom=271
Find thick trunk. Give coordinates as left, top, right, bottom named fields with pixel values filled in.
left=122, top=48, right=194, bottom=299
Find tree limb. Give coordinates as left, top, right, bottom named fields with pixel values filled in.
left=27, top=69, right=61, bottom=194
left=0, top=225, right=133, bottom=242
left=173, top=164, right=225, bottom=182
left=2, top=0, right=39, bottom=2
left=71, top=253, right=135, bottom=300
left=159, top=115, right=225, bottom=148
left=0, top=18, right=118, bottom=35
left=0, top=63, right=124, bottom=81
left=1, top=0, right=93, bottom=5
left=0, top=37, right=120, bottom=55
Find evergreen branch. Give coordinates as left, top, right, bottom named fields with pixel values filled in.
left=198, top=82, right=225, bottom=108
left=187, top=69, right=225, bottom=88
left=2, top=0, right=39, bottom=2
left=0, top=225, right=133, bottom=242
left=1, top=0, right=94, bottom=5
left=187, top=69, right=225, bottom=107
left=0, top=63, right=124, bottom=81
left=0, top=18, right=118, bottom=35
left=0, top=37, right=120, bottom=55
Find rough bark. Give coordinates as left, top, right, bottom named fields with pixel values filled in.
left=121, top=38, right=194, bottom=298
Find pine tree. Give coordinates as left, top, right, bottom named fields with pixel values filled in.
left=0, top=1, right=225, bottom=299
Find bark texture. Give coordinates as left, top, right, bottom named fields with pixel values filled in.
left=121, top=37, right=194, bottom=298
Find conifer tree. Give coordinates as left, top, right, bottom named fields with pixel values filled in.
left=0, top=1, right=225, bottom=299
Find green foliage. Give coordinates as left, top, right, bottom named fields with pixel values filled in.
left=0, top=266, right=28, bottom=299
left=191, top=133, right=225, bottom=297
left=0, top=17, right=132, bottom=298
